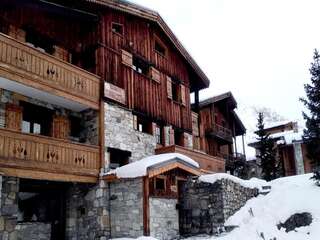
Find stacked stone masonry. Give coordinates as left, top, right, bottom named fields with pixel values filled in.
left=104, top=102, right=157, bottom=170
left=180, top=178, right=259, bottom=236
left=149, top=198, right=179, bottom=240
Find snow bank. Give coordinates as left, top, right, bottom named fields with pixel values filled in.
left=111, top=237, right=157, bottom=240
left=199, top=173, right=268, bottom=191
left=105, top=153, right=199, bottom=178
left=221, top=173, right=320, bottom=240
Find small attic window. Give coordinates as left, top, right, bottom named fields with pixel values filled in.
left=112, top=23, right=123, bottom=35
left=154, top=36, right=167, bottom=57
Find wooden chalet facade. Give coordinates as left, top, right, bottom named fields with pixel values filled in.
left=249, top=122, right=313, bottom=177
left=0, top=0, right=247, bottom=239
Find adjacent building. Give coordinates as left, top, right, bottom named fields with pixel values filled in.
left=249, top=121, right=313, bottom=177
left=0, top=0, right=247, bottom=239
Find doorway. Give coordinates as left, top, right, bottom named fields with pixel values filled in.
left=18, top=179, right=68, bottom=240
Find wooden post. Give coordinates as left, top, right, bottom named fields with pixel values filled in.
left=143, top=177, right=150, bottom=236
left=233, top=122, right=237, bottom=155
left=194, top=90, right=199, bottom=112
left=242, top=134, right=246, bottom=157
left=99, top=15, right=106, bottom=172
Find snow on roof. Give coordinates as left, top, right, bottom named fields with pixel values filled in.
left=264, top=120, right=292, bottom=129
left=105, top=153, right=199, bottom=179
left=198, top=173, right=268, bottom=191
left=270, top=130, right=303, bottom=145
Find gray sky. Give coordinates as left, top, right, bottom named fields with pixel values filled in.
left=128, top=0, right=320, bottom=158
left=129, top=0, right=320, bottom=123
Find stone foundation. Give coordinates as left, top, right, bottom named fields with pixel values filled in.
left=180, top=178, right=259, bottom=236
left=149, top=198, right=179, bottom=240
left=16, top=222, right=51, bottom=240
left=0, top=176, right=18, bottom=240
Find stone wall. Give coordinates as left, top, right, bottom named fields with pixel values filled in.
left=180, top=178, right=258, bottom=236
left=149, top=198, right=179, bottom=240
left=65, top=180, right=110, bottom=240
left=0, top=176, right=18, bottom=240
left=104, top=102, right=156, bottom=171
left=109, top=178, right=144, bottom=238
left=66, top=178, right=144, bottom=240
left=16, top=222, right=51, bottom=240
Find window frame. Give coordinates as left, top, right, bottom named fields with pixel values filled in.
left=111, top=22, right=124, bottom=36
left=154, top=175, right=166, bottom=191
left=154, top=35, right=167, bottom=57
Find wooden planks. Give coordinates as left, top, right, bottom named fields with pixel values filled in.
left=0, top=33, right=100, bottom=109
left=155, top=145, right=225, bottom=173
left=0, top=127, right=100, bottom=182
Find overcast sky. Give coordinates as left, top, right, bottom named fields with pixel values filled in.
left=129, top=0, right=320, bottom=123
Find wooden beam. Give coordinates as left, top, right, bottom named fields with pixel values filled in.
left=143, top=176, right=150, bottom=236
left=0, top=167, right=97, bottom=183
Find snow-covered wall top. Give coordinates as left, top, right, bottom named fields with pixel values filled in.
left=199, top=173, right=268, bottom=191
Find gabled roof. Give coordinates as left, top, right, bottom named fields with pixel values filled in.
left=87, top=0, right=210, bottom=89
left=103, top=153, right=201, bottom=181
left=198, top=91, right=237, bottom=109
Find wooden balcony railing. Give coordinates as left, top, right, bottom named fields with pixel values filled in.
left=156, top=145, right=225, bottom=173
left=207, top=124, right=233, bottom=142
left=0, top=33, right=100, bottom=109
left=0, top=128, right=100, bottom=183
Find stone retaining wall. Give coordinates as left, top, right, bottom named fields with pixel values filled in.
left=180, top=178, right=259, bottom=236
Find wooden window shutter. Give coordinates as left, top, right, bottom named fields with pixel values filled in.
left=167, top=76, right=172, bottom=99
left=51, top=115, right=70, bottom=139
left=121, top=49, right=133, bottom=67
left=180, top=84, right=186, bottom=106
left=133, top=115, right=138, bottom=130
left=169, top=128, right=175, bottom=145
left=150, top=67, right=160, bottom=83
left=151, top=122, right=157, bottom=136
left=5, top=104, right=22, bottom=131
left=183, top=132, right=189, bottom=148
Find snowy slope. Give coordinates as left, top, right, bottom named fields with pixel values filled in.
left=113, top=174, right=320, bottom=240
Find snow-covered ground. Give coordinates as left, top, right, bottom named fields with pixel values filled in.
left=113, top=174, right=320, bottom=240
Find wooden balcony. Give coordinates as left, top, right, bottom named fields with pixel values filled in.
left=0, top=33, right=100, bottom=110
left=156, top=145, right=225, bottom=173
left=206, top=124, right=233, bottom=143
left=0, top=128, right=100, bottom=183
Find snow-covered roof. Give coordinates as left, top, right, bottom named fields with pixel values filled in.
left=198, top=173, right=268, bottom=191
left=104, top=153, right=200, bottom=179
left=270, top=130, right=303, bottom=145
left=264, top=120, right=292, bottom=129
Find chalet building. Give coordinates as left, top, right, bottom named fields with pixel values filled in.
left=0, top=0, right=247, bottom=239
left=249, top=121, right=313, bottom=178
left=191, top=92, right=247, bottom=174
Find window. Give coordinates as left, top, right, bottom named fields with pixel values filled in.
left=136, top=116, right=153, bottom=135
left=133, top=56, right=149, bottom=75
left=112, top=23, right=123, bottom=35
left=154, top=36, right=167, bottom=57
left=108, top=148, right=131, bottom=169
left=155, top=40, right=166, bottom=56
left=174, top=130, right=184, bottom=147
left=155, top=125, right=163, bottom=145
left=172, top=81, right=180, bottom=102
left=69, top=116, right=82, bottom=140
left=25, top=28, right=54, bottom=54
left=154, top=176, right=166, bottom=191
left=20, top=101, right=52, bottom=136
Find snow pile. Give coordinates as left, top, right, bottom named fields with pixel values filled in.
left=112, top=237, right=157, bottom=240
left=105, top=153, right=199, bottom=178
left=219, top=174, right=320, bottom=240
left=199, top=173, right=268, bottom=191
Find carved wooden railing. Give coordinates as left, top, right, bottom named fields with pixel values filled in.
left=207, top=124, right=233, bottom=142
left=0, top=33, right=100, bottom=109
left=0, top=128, right=100, bottom=181
left=156, top=145, right=225, bottom=173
